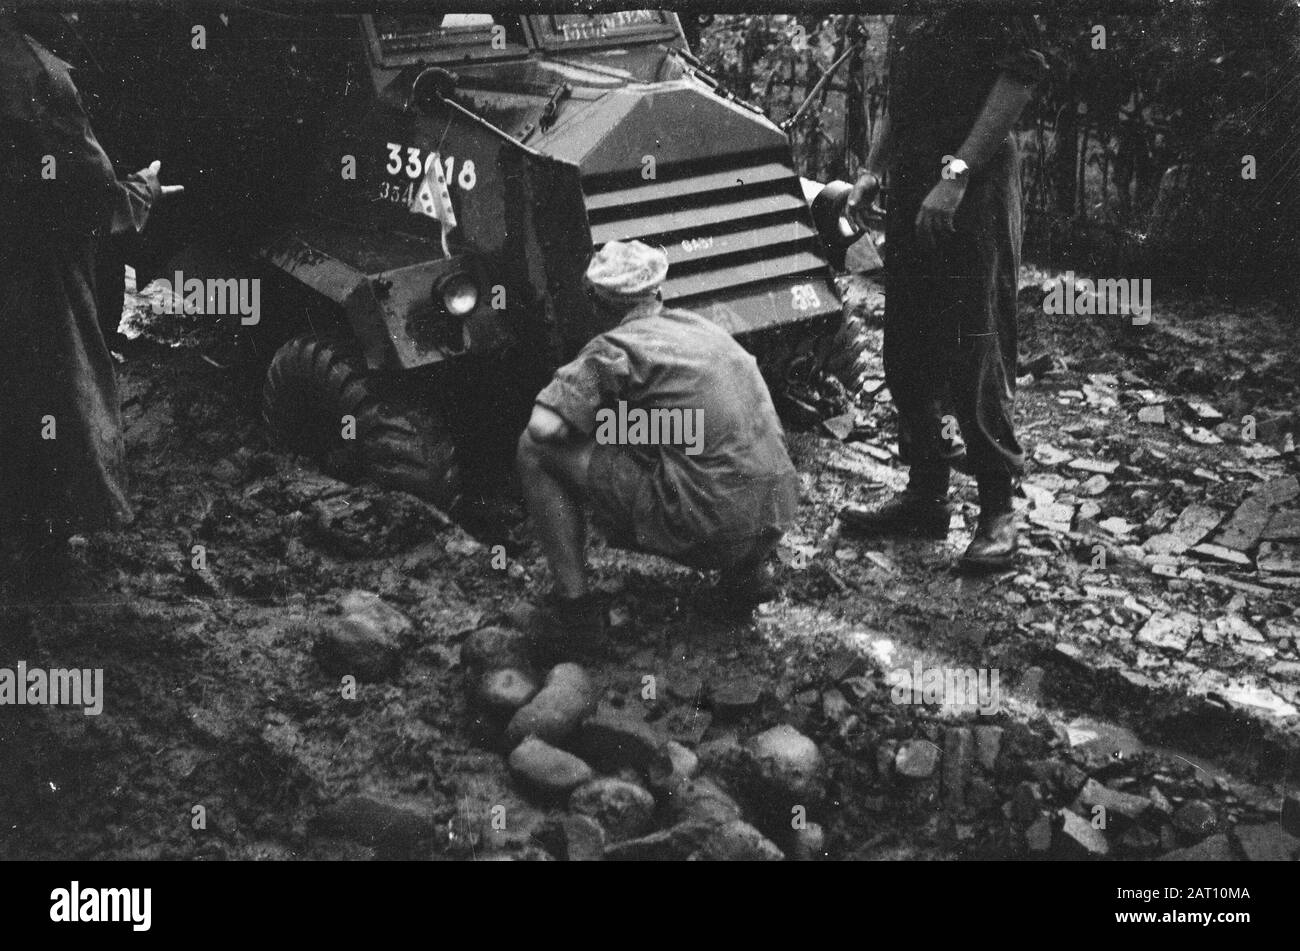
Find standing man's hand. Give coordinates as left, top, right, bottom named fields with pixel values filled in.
left=134, top=160, right=185, bottom=199
left=915, top=176, right=967, bottom=251
left=845, top=170, right=883, bottom=232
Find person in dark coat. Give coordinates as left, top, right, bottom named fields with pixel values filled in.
left=0, top=12, right=179, bottom=571
left=842, top=13, right=1047, bottom=571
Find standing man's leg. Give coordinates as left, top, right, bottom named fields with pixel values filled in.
left=841, top=185, right=957, bottom=538
left=952, top=140, right=1025, bottom=570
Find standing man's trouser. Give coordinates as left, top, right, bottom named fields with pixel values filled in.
left=884, top=133, right=1026, bottom=489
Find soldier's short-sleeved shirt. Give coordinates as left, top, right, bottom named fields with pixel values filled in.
left=535, top=302, right=799, bottom=566
left=887, top=13, right=1048, bottom=175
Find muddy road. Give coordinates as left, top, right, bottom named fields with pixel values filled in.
left=1, top=272, right=1297, bottom=861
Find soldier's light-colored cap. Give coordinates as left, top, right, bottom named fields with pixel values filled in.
left=585, top=240, right=668, bottom=304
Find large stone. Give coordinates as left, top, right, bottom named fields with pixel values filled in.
left=536, top=814, right=606, bottom=862
left=1025, top=816, right=1053, bottom=853
left=570, top=712, right=671, bottom=779
left=895, top=738, right=941, bottom=779
left=604, top=822, right=713, bottom=861
left=316, top=795, right=438, bottom=854
left=317, top=614, right=402, bottom=681
left=1078, top=778, right=1151, bottom=823
left=664, top=776, right=743, bottom=827
left=508, top=737, right=594, bottom=798
left=569, top=778, right=657, bottom=842
left=461, top=626, right=533, bottom=675
left=476, top=668, right=539, bottom=715
left=710, top=676, right=766, bottom=722
left=1157, top=833, right=1235, bottom=861
left=665, top=741, right=700, bottom=782
left=1059, top=809, right=1110, bottom=857
left=1173, top=800, right=1218, bottom=839
left=505, top=663, right=596, bottom=746
left=1136, top=613, right=1198, bottom=652
left=747, top=725, right=824, bottom=802
left=692, top=821, right=785, bottom=861
left=1231, top=823, right=1300, bottom=861
left=338, top=590, right=413, bottom=638
left=789, top=822, right=826, bottom=861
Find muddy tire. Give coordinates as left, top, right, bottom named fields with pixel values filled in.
left=760, top=309, right=875, bottom=397
left=263, top=336, right=461, bottom=509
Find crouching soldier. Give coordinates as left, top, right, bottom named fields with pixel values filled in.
left=517, top=240, right=799, bottom=658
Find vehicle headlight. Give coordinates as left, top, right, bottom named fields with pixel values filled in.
left=439, top=274, right=479, bottom=316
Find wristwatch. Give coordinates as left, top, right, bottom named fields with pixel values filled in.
left=943, top=157, right=971, bottom=182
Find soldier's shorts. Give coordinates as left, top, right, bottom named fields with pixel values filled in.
left=586, top=443, right=778, bottom=571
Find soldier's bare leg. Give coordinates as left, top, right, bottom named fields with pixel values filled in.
left=515, top=429, right=594, bottom=599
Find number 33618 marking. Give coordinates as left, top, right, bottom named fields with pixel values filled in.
left=385, top=143, right=477, bottom=190
left=791, top=284, right=821, bottom=311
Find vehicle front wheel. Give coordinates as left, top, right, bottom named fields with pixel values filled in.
left=262, top=335, right=462, bottom=509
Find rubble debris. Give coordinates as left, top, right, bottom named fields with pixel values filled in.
left=569, top=778, right=656, bottom=842
left=476, top=668, right=540, bottom=715
left=505, top=664, right=596, bottom=746
left=895, top=739, right=941, bottom=779
left=508, top=738, right=594, bottom=798
left=537, top=814, right=606, bottom=862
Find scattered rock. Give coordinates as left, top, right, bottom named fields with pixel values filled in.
left=693, top=821, right=784, bottom=861
left=1173, top=800, right=1217, bottom=839
left=664, top=741, right=699, bottom=783
left=789, top=822, right=826, bottom=861
left=664, top=776, right=744, bottom=826
left=1136, top=613, right=1198, bottom=652
left=536, top=814, right=606, bottom=862
left=748, top=724, right=824, bottom=802
left=338, top=589, right=413, bottom=637
left=1231, top=823, right=1300, bottom=861
left=973, top=726, right=1003, bottom=772
left=1157, top=833, right=1235, bottom=861
left=1026, top=815, right=1053, bottom=852
left=710, top=675, right=766, bottom=721
left=1119, top=827, right=1161, bottom=855
left=315, top=795, right=438, bottom=854
left=570, top=778, right=656, bottom=842
left=895, top=738, right=941, bottom=779
left=1078, top=778, right=1151, bottom=823
left=604, top=822, right=712, bottom=861
left=476, top=668, right=539, bottom=715
left=1059, top=809, right=1110, bottom=856
left=462, top=626, right=533, bottom=675
left=570, top=712, right=671, bottom=779
left=508, top=737, right=594, bottom=798
left=317, top=614, right=403, bottom=681
left=505, top=663, right=596, bottom=746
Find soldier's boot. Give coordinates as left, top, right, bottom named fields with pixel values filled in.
left=839, top=467, right=952, bottom=539
left=959, top=476, right=1018, bottom=572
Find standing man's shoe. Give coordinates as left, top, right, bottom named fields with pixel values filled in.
left=958, top=512, right=1018, bottom=572
left=840, top=489, right=952, bottom=539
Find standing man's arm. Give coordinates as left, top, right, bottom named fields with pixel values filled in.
left=914, top=75, right=1034, bottom=249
